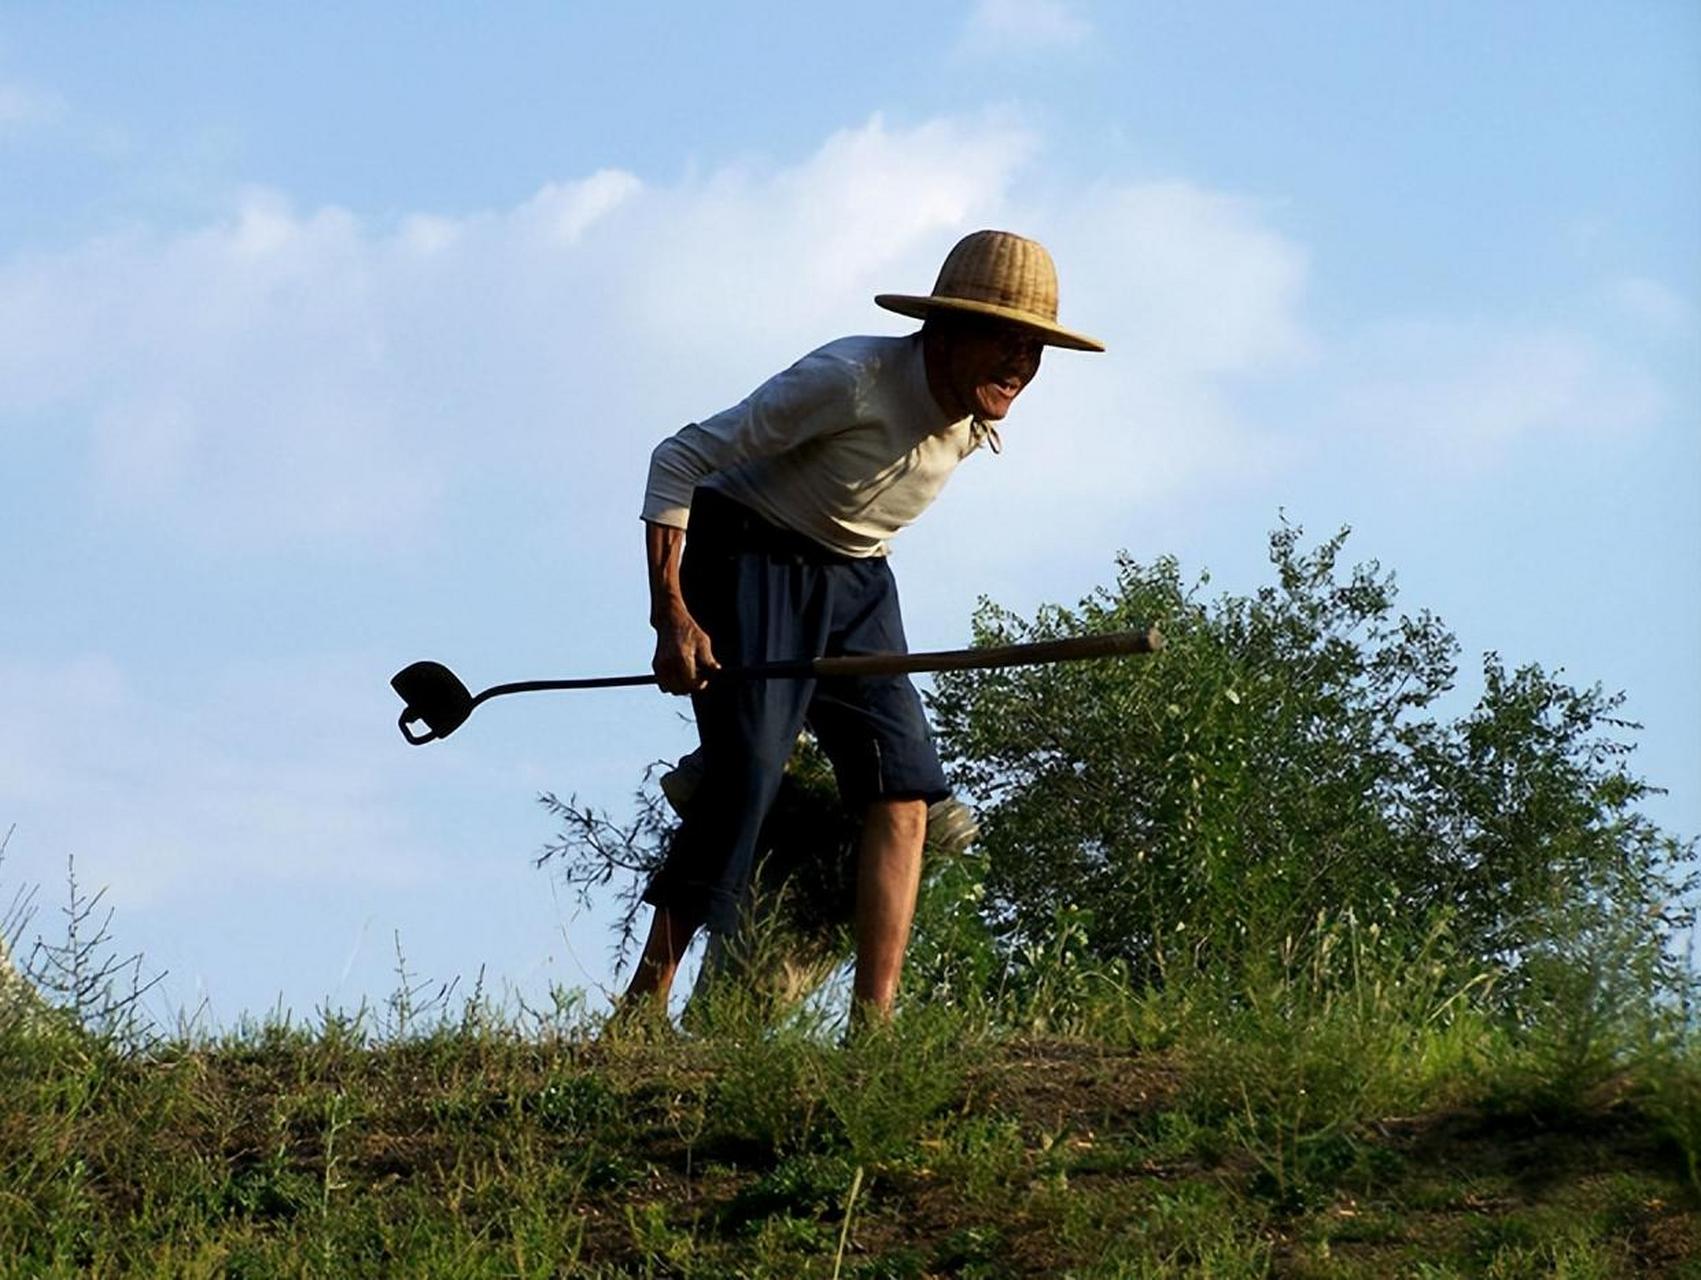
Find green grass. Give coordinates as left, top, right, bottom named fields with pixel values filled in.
left=2, top=979, right=1697, bottom=1279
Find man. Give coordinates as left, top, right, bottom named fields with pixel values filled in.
left=624, top=229, right=1103, bottom=1023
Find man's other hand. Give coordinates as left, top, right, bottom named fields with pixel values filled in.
left=653, top=609, right=719, bottom=694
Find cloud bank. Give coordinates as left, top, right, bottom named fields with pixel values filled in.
left=0, top=79, right=63, bottom=135
left=0, top=109, right=1676, bottom=911
left=0, top=653, right=444, bottom=907
left=0, top=112, right=1318, bottom=560
left=1333, top=321, right=1664, bottom=469
left=959, top=0, right=1091, bottom=54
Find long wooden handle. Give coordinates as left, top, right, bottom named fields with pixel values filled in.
left=800, top=627, right=1164, bottom=679
left=467, top=627, right=1165, bottom=707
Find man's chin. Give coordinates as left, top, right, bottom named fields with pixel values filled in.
left=973, top=386, right=1019, bottom=420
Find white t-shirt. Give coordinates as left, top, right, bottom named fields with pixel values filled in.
left=641, top=334, right=985, bottom=558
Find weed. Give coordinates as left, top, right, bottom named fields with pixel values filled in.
left=704, top=1022, right=831, bottom=1157
left=534, top=1070, right=622, bottom=1138
left=726, top=1152, right=856, bottom=1227
left=1180, top=913, right=1495, bottom=1205
left=624, top=1199, right=698, bottom=1275
left=2, top=691, right=1697, bottom=1277
left=825, top=1007, right=974, bottom=1168
left=1636, top=1026, right=1701, bottom=1194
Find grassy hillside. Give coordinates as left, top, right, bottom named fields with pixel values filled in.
left=3, top=989, right=1697, bottom=1279
left=7, top=533, right=1698, bottom=1276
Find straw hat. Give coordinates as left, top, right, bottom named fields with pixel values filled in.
left=876, top=229, right=1104, bottom=352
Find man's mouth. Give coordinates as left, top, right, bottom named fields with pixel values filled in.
left=969, top=368, right=1030, bottom=419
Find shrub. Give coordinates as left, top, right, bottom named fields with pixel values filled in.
left=928, top=523, right=1696, bottom=1005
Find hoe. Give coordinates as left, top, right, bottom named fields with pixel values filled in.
left=392, top=627, right=1164, bottom=745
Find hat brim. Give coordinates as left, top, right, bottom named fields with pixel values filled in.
left=875, top=293, right=1105, bottom=352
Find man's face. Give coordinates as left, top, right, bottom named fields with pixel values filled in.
left=936, top=316, right=1045, bottom=422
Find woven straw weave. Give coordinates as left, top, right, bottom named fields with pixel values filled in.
left=876, top=229, right=1104, bottom=352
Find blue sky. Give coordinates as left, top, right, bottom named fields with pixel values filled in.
left=2, top=2, right=1696, bottom=1025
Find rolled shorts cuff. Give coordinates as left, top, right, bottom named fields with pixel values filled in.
left=843, top=739, right=950, bottom=809
left=640, top=874, right=741, bottom=934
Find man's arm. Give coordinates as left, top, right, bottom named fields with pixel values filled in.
left=646, top=520, right=718, bottom=695
left=640, top=346, right=857, bottom=694
left=640, top=347, right=858, bottom=528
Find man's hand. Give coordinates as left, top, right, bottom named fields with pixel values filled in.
left=646, top=520, right=719, bottom=694
left=652, top=606, right=719, bottom=695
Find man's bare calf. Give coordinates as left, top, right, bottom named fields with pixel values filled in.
left=850, top=796, right=927, bottom=1021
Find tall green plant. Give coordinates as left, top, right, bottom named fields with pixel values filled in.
left=928, top=523, right=1695, bottom=998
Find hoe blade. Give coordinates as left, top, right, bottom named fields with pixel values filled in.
left=392, top=661, right=475, bottom=744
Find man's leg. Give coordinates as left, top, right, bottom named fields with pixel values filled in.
left=620, top=902, right=703, bottom=1010
left=629, top=519, right=829, bottom=1018
left=809, top=559, right=947, bottom=1026
left=851, top=795, right=928, bottom=1020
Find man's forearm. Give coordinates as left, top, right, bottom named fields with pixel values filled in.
left=645, top=520, right=689, bottom=628
left=646, top=519, right=718, bottom=693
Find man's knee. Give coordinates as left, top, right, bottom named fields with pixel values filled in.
left=862, top=795, right=928, bottom=844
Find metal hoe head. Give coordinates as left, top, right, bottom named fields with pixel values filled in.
left=392, top=661, right=476, bottom=745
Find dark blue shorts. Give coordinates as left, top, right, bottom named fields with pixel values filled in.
left=642, top=487, right=950, bottom=933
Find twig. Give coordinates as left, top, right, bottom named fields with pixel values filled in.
left=832, top=1165, right=865, bottom=1280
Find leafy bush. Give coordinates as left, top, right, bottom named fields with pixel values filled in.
left=928, top=523, right=1696, bottom=1003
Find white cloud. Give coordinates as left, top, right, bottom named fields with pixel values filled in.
left=0, top=653, right=452, bottom=906
left=3, top=106, right=1667, bottom=575
left=0, top=79, right=63, bottom=135
left=1332, top=321, right=1665, bottom=468
left=1610, top=275, right=1695, bottom=337
left=0, top=110, right=1326, bottom=921
left=1056, top=180, right=1313, bottom=376
left=0, top=192, right=448, bottom=548
left=0, top=112, right=1312, bottom=563
left=615, top=113, right=1036, bottom=361
left=516, top=169, right=643, bottom=246
left=0, top=114, right=1279, bottom=558
left=960, top=0, right=1091, bottom=53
